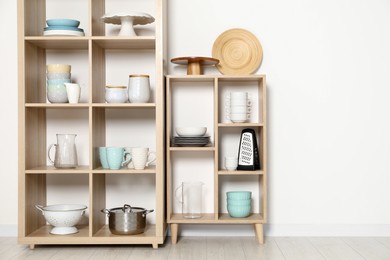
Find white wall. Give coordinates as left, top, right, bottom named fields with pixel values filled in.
left=1, top=0, right=390, bottom=236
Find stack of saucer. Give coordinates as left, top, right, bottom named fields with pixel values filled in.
left=44, top=19, right=85, bottom=36
left=173, top=136, right=210, bottom=147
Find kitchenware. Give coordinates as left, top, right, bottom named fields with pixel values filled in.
left=225, top=156, right=238, bottom=171
left=43, top=30, right=85, bottom=36
left=64, top=83, right=81, bottom=104
left=46, top=72, right=71, bottom=80
left=124, top=147, right=134, bottom=169
left=172, top=136, right=210, bottom=147
left=227, top=198, right=251, bottom=206
left=35, top=204, right=87, bottom=235
left=227, top=204, right=251, bottom=218
left=237, top=128, right=260, bottom=170
left=227, top=113, right=250, bottom=123
left=47, top=64, right=71, bottom=73
left=212, top=28, right=263, bottom=75
left=47, top=84, right=68, bottom=103
left=226, top=106, right=249, bottom=114
left=131, top=147, right=156, bottom=170
left=48, top=134, right=78, bottom=168
left=44, top=26, right=84, bottom=32
left=170, top=56, right=219, bottom=75
left=47, top=79, right=71, bottom=85
left=105, top=86, right=128, bottom=103
left=101, top=204, right=154, bottom=235
left=230, top=92, right=248, bottom=99
left=175, top=127, right=207, bottom=137
left=175, top=182, right=204, bottom=219
left=47, top=19, right=80, bottom=27
left=128, top=75, right=150, bottom=103
left=99, top=147, right=109, bottom=169
left=227, top=191, right=252, bottom=200
left=106, top=147, right=131, bottom=170
left=101, top=12, right=155, bottom=36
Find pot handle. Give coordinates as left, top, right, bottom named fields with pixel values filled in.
left=35, top=205, right=45, bottom=215
left=101, top=209, right=110, bottom=217
left=142, top=209, right=154, bottom=217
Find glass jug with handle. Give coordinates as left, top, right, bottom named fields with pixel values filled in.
left=48, top=134, right=78, bottom=168
left=175, top=181, right=204, bottom=219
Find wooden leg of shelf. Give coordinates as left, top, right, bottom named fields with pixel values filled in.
left=254, top=224, right=264, bottom=244
left=171, top=223, right=179, bottom=245
left=29, top=244, right=35, bottom=250
left=152, top=243, right=158, bottom=249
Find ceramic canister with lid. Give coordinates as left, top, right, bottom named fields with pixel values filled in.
left=105, top=86, right=128, bottom=103
left=128, top=75, right=150, bottom=103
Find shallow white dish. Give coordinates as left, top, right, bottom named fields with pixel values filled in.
left=176, top=127, right=207, bottom=137
left=43, top=30, right=85, bottom=36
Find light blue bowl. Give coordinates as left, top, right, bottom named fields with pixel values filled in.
left=46, top=19, right=80, bottom=27
left=47, top=84, right=68, bottom=103
left=44, top=26, right=84, bottom=32
left=226, top=191, right=252, bottom=200
left=47, top=72, right=71, bottom=80
left=227, top=205, right=251, bottom=218
left=227, top=198, right=251, bottom=206
left=47, top=79, right=71, bottom=85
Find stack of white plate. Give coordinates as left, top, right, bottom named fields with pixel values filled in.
left=44, top=19, right=85, bottom=36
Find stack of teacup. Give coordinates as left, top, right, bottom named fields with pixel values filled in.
left=226, top=92, right=251, bottom=123
left=226, top=191, right=252, bottom=218
left=47, top=64, right=71, bottom=103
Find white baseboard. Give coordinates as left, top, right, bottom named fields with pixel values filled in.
left=2, top=224, right=390, bottom=237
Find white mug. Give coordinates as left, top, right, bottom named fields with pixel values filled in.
left=225, top=156, right=238, bottom=171
left=131, top=147, right=156, bottom=170
left=64, top=83, right=81, bottom=104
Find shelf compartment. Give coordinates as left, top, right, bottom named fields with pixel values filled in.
left=25, top=103, right=90, bottom=108
left=23, top=225, right=89, bottom=240
left=93, top=224, right=156, bottom=239
left=26, top=166, right=89, bottom=174
left=168, top=213, right=264, bottom=224
left=92, top=37, right=156, bottom=49
left=218, top=123, right=264, bottom=127
left=218, top=170, right=264, bottom=175
left=93, top=165, right=156, bottom=174
left=92, top=103, right=156, bottom=108
left=218, top=213, right=264, bottom=223
left=25, top=37, right=89, bottom=49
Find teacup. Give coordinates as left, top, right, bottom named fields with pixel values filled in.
left=106, top=147, right=131, bottom=170
left=131, top=147, right=156, bottom=170
left=99, top=147, right=109, bottom=169
left=225, top=156, right=238, bottom=171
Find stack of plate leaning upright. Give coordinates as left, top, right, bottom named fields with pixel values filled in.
left=44, top=19, right=85, bottom=36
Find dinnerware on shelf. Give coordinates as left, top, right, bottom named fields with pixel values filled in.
left=47, top=72, right=71, bottom=80
left=47, top=84, right=68, bottom=103
left=131, top=147, right=156, bottom=170
left=99, top=147, right=110, bottom=169
left=224, top=156, right=238, bottom=171
left=172, top=136, right=210, bottom=147
left=47, top=79, right=71, bottom=85
left=170, top=56, right=219, bottom=75
left=226, top=191, right=252, bottom=200
left=65, top=83, right=81, bottom=104
left=101, top=12, right=155, bottom=36
left=128, top=75, right=150, bottom=103
left=175, top=127, right=207, bottom=137
left=105, top=86, right=128, bottom=103
left=227, top=204, right=251, bottom=218
left=106, top=147, right=131, bottom=170
left=44, top=26, right=84, bottom=32
left=44, top=30, right=85, bottom=36
left=47, top=64, right=71, bottom=73
left=47, top=19, right=80, bottom=27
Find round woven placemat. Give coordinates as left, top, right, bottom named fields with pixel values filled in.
left=212, top=28, right=263, bottom=75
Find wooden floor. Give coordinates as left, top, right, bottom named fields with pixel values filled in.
left=1, top=236, right=390, bottom=259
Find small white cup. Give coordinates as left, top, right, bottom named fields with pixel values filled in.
left=225, top=156, right=238, bottom=171
left=65, top=83, right=81, bottom=104
left=131, top=147, right=156, bottom=170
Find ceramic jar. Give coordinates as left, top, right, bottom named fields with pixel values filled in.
left=105, top=86, right=128, bottom=103
left=128, top=75, right=150, bottom=103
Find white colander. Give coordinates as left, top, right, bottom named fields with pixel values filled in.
left=35, top=204, right=87, bottom=235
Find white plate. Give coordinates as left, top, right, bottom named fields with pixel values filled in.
left=43, top=30, right=85, bottom=36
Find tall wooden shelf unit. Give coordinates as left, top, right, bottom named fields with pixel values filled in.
left=18, top=0, right=167, bottom=248
left=166, top=75, right=267, bottom=244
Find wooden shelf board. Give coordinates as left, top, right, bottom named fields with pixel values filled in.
left=25, top=103, right=90, bottom=108
left=92, top=103, right=156, bottom=108
left=92, top=36, right=155, bottom=49
left=218, top=123, right=263, bottom=127
left=167, top=75, right=216, bottom=82
left=169, top=146, right=215, bottom=151
left=169, top=213, right=264, bottom=224
left=93, top=165, right=156, bottom=174
left=26, top=166, right=90, bottom=174
left=218, top=170, right=264, bottom=175
left=217, top=75, right=266, bottom=81
left=25, top=37, right=89, bottom=49
left=218, top=213, right=264, bottom=223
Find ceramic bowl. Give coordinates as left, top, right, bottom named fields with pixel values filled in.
left=47, top=19, right=80, bottom=27
left=47, top=84, right=68, bottom=103
left=227, top=204, right=251, bottom=218
left=47, top=79, right=71, bottom=85
left=226, top=191, right=252, bottom=200
left=44, top=26, right=84, bottom=32
left=47, top=72, right=71, bottom=80
left=47, top=64, right=71, bottom=73
left=227, top=198, right=251, bottom=206
left=175, top=127, right=207, bottom=137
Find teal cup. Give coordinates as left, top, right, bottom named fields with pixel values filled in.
left=99, top=147, right=109, bottom=169
left=106, top=147, right=130, bottom=170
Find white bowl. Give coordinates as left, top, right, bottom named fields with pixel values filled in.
left=36, top=204, right=87, bottom=235
left=176, top=127, right=207, bottom=137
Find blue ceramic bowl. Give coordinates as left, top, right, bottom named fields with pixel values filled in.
left=47, top=79, right=71, bottom=85
left=227, top=205, right=251, bottom=218
left=47, top=72, right=71, bottom=80
left=226, top=191, right=252, bottom=200
left=227, top=198, right=251, bottom=206
left=44, top=26, right=84, bottom=32
left=46, top=19, right=80, bottom=27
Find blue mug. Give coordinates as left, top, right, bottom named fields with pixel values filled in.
left=99, top=147, right=109, bottom=169
left=106, top=147, right=131, bottom=170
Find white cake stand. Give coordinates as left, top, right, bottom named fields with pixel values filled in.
left=101, top=12, right=155, bottom=36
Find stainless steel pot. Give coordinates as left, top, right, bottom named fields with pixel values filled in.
left=101, top=204, right=154, bottom=235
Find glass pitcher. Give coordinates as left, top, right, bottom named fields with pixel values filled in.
left=48, top=134, right=78, bottom=168
left=175, top=181, right=204, bottom=219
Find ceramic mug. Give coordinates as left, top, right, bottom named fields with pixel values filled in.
left=131, top=147, right=156, bottom=170
left=124, top=147, right=134, bottom=169
left=225, top=156, right=238, bottom=171
left=65, top=83, right=81, bottom=104
left=106, top=147, right=131, bottom=170
left=99, top=147, right=109, bottom=169
left=128, top=75, right=150, bottom=103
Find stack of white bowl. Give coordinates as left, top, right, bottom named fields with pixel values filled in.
left=226, top=92, right=250, bottom=123
left=47, top=64, right=71, bottom=103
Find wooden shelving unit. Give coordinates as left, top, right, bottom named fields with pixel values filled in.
left=18, top=0, right=167, bottom=248
left=166, top=75, right=267, bottom=244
